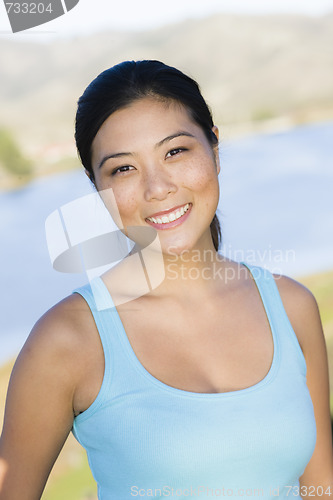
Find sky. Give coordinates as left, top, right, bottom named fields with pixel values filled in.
left=0, top=0, right=333, bottom=42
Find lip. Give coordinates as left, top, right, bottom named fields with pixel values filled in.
left=145, top=203, right=192, bottom=230
left=146, top=203, right=190, bottom=219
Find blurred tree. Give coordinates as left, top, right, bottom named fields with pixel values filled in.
left=0, top=127, right=32, bottom=177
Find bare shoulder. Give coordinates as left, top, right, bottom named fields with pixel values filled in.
left=271, top=273, right=323, bottom=355
left=12, top=292, right=97, bottom=394
left=271, top=273, right=318, bottom=312
left=0, top=293, right=98, bottom=497
left=26, top=292, right=93, bottom=357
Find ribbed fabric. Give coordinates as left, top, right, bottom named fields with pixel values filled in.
left=72, top=262, right=316, bottom=499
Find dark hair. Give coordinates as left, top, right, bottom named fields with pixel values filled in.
left=75, top=60, right=221, bottom=250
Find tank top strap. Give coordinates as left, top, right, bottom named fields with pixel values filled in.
left=72, top=275, right=128, bottom=357
left=72, top=276, right=144, bottom=424
left=240, top=261, right=307, bottom=376
left=72, top=277, right=121, bottom=420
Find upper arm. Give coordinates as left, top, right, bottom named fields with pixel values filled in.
left=0, top=296, right=84, bottom=500
left=274, top=274, right=333, bottom=489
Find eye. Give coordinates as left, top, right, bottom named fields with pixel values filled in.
left=165, top=147, right=188, bottom=159
left=111, top=165, right=135, bottom=176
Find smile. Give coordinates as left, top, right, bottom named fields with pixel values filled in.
left=145, top=203, right=192, bottom=229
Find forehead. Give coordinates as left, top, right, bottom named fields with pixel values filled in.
left=91, top=97, right=202, bottom=155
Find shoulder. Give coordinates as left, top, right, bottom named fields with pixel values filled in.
left=29, top=292, right=93, bottom=353
left=271, top=272, right=323, bottom=356
left=13, top=292, right=96, bottom=392
left=271, top=272, right=318, bottom=313
left=0, top=293, right=98, bottom=494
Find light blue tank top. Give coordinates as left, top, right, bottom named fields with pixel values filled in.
left=72, top=262, right=316, bottom=499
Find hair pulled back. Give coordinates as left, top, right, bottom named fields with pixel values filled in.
left=75, top=60, right=221, bottom=250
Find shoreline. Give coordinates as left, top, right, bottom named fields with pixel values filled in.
left=1, top=112, right=333, bottom=193
left=221, top=109, right=333, bottom=142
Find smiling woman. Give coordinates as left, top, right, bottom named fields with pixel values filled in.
left=76, top=60, right=221, bottom=253
left=89, top=96, right=220, bottom=257
left=0, top=60, right=332, bottom=500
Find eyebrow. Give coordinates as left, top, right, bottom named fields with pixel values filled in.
left=155, top=131, right=195, bottom=148
left=97, top=131, right=195, bottom=169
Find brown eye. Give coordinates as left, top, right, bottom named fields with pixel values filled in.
left=111, top=165, right=134, bottom=176
left=165, top=147, right=187, bottom=159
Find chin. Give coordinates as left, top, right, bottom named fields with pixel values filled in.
left=158, top=224, right=213, bottom=257
left=161, top=238, right=199, bottom=257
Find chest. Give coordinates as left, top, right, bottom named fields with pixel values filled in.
left=116, top=289, right=274, bottom=394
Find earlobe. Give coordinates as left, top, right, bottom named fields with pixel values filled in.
left=212, top=126, right=219, bottom=142
left=215, top=154, right=221, bottom=175
left=212, top=126, right=220, bottom=175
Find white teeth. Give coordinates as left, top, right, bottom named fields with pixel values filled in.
left=147, top=203, right=190, bottom=224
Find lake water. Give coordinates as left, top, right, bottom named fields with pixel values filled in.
left=0, top=121, right=332, bottom=363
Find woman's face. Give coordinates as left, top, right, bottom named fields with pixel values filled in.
left=90, top=97, right=220, bottom=256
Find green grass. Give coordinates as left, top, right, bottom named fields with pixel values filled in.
left=41, top=452, right=97, bottom=500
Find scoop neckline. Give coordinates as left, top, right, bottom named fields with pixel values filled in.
left=98, top=261, right=280, bottom=399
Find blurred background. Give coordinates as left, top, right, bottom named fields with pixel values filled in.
left=0, top=1, right=332, bottom=498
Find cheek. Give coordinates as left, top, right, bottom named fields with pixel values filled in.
left=179, top=155, right=219, bottom=195
left=95, top=176, right=140, bottom=227
left=180, top=156, right=220, bottom=221
left=112, top=188, right=140, bottom=225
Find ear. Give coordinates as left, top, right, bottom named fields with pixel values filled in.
left=212, top=126, right=220, bottom=175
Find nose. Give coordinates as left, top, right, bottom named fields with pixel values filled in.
left=143, top=167, right=177, bottom=202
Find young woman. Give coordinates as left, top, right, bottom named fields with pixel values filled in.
left=0, top=60, right=332, bottom=499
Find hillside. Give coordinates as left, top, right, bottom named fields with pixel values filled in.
left=0, top=12, right=333, bottom=162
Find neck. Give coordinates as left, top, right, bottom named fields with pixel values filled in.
left=161, top=248, right=227, bottom=294
left=137, top=232, right=232, bottom=298
left=102, top=235, right=235, bottom=305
